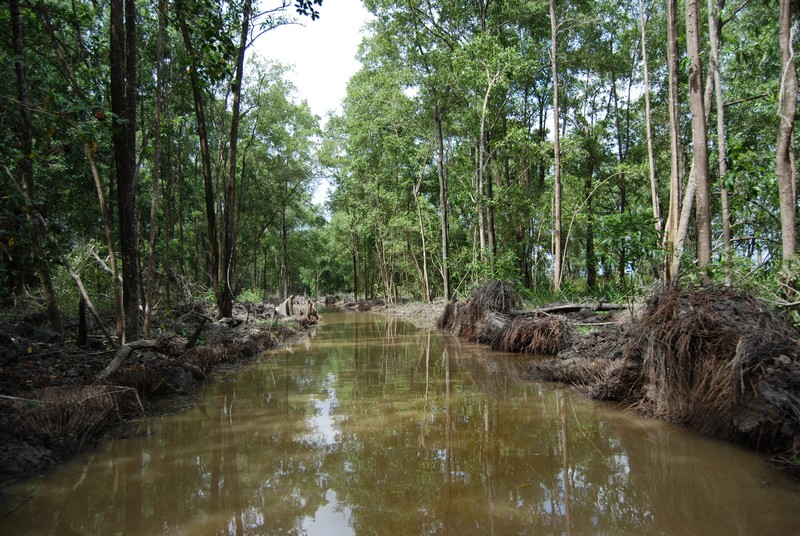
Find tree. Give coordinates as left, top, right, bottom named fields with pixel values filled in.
left=639, top=0, right=661, bottom=236
left=549, top=0, right=563, bottom=291
left=686, top=0, right=712, bottom=272
left=708, top=0, right=731, bottom=283
left=144, top=2, right=166, bottom=338
left=665, top=0, right=682, bottom=282
left=777, top=0, right=797, bottom=265
left=110, top=0, right=139, bottom=342
left=9, top=0, right=62, bottom=333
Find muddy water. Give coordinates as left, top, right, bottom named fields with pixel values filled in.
left=2, top=311, right=800, bottom=535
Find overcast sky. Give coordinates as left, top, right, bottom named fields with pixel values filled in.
left=255, top=0, right=374, bottom=121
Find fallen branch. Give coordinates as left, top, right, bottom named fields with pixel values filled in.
left=64, top=260, right=117, bottom=348
left=96, top=340, right=162, bottom=382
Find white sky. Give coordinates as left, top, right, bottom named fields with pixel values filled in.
left=255, top=0, right=374, bottom=120
left=254, top=1, right=374, bottom=207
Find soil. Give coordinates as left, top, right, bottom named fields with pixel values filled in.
left=0, top=300, right=315, bottom=492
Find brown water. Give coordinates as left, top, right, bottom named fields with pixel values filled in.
left=2, top=311, right=799, bottom=535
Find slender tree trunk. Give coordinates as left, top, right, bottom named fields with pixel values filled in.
left=414, top=179, right=431, bottom=302
left=434, top=104, right=451, bottom=300
left=639, top=0, right=662, bottom=234
left=281, top=204, right=289, bottom=299
left=611, top=73, right=628, bottom=286
left=86, top=149, right=123, bottom=340
left=476, top=142, right=486, bottom=260
left=10, top=0, right=62, bottom=334
left=110, top=0, right=139, bottom=342
left=686, top=0, right=712, bottom=271
left=777, top=0, right=798, bottom=264
left=709, top=0, right=732, bottom=284
left=585, top=169, right=596, bottom=290
left=550, top=0, right=563, bottom=291
left=177, top=8, right=220, bottom=314
left=144, top=4, right=165, bottom=338
left=221, top=0, right=252, bottom=317
left=164, top=119, right=175, bottom=306
left=665, top=0, right=683, bottom=282
left=351, top=228, right=359, bottom=298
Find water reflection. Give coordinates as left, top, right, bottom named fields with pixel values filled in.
left=2, top=311, right=799, bottom=535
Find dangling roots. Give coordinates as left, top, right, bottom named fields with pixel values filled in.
left=492, top=315, right=575, bottom=355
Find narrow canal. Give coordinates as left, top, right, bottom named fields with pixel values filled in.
left=2, top=311, right=799, bottom=534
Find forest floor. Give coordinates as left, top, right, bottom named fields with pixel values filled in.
left=0, top=300, right=315, bottom=493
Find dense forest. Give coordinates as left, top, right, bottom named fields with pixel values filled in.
left=1, top=0, right=798, bottom=344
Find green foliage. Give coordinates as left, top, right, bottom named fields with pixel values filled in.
left=237, top=288, right=263, bottom=304
left=0, top=0, right=795, bottom=324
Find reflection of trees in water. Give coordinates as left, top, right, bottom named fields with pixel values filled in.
left=451, top=340, right=530, bottom=401
left=605, top=413, right=800, bottom=535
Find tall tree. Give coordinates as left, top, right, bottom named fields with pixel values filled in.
left=110, top=0, right=139, bottom=341
left=9, top=0, right=62, bottom=333
left=549, top=0, right=563, bottom=290
left=777, top=0, right=798, bottom=265
left=145, top=2, right=166, bottom=338
left=686, top=0, right=712, bottom=271
left=221, top=0, right=253, bottom=317
left=665, top=0, right=682, bottom=282
left=708, top=0, right=732, bottom=283
left=639, top=0, right=661, bottom=235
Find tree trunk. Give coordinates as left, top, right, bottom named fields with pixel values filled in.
left=709, top=0, right=732, bottom=284
left=686, top=0, right=712, bottom=271
left=10, top=0, right=62, bottom=334
left=110, top=0, right=140, bottom=342
left=665, top=0, right=682, bottom=282
left=177, top=7, right=221, bottom=315
left=413, top=178, right=431, bottom=302
left=434, top=104, right=451, bottom=300
left=639, top=0, right=662, bottom=234
left=550, top=0, right=563, bottom=291
left=221, top=0, right=252, bottom=317
left=144, top=4, right=165, bottom=338
left=777, top=0, right=798, bottom=264
left=86, top=148, right=124, bottom=340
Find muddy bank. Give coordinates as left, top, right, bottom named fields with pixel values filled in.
left=437, top=282, right=800, bottom=479
left=0, top=298, right=318, bottom=489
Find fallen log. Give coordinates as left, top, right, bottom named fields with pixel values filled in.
left=537, top=302, right=627, bottom=314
